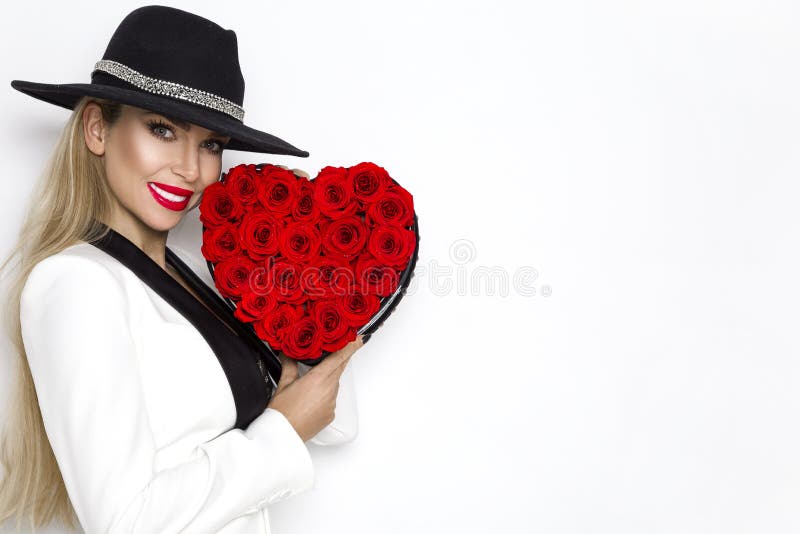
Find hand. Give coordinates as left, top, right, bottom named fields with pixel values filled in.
left=266, top=335, right=365, bottom=442
left=274, top=165, right=310, bottom=180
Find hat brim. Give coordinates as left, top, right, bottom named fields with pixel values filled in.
left=10, top=79, right=309, bottom=157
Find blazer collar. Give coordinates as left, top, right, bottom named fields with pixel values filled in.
left=86, top=222, right=279, bottom=429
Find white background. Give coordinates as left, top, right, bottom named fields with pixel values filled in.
left=2, top=0, right=799, bottom=532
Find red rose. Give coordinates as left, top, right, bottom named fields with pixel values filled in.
left=233, top=290, right=279, bottom=323
left=268, top=259, right=307, bottom=304
left=301, top=256, right=355, bottom=299
left=355, top=253, right=400, bottom=297
left=367, top=225, right=416, bottom=269
left=212, top=256, right=258, bottom=299
left=366, top=186, right=414, bottom=227
left=309, top=299, right=358, bottom=352
left=278, top=221, right=322, bottom=264
left=281, top=317, right=324, bottom=360
left=225, top=164, right=261, bottom=206
left=238, top=210, right=284, bottom=260
left=313, top=166, right=358, bottom=217
left=338, top=291, right=381, bottom=327
left=321, top=328, right=358, bottom=353
left=257, top=167, right=299, bottom=215
left=223, top=164, right=246, bottom=180
left=244, top=262, right=274, bottom=297
left=291, top=181, right=320, bottom=223
left=347, top=162, right=389, bottom=207
left=254, top=303, right=302, bottom=347
left=204, top=160, right=417, bottom=361
left=199, top=182, right=245, bottom=227
left=201, top=225, right=242, bottom=263
left=321, top=215, right=369, bottom=261
left=308, top=299, right=353, bottom=344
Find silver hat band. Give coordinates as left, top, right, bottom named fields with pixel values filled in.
left=91, top=59, right=245, bottom=121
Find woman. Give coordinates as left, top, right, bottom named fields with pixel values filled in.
left=0, top=6, right=364, bottom=533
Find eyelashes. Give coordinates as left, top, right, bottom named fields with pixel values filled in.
left=145, top=119, right=226, bottom=155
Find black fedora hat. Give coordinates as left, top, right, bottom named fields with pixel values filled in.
left=9, top=5, right=309, bottom=157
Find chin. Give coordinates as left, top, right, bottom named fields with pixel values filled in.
left=142, top=211, right=184, bottom=233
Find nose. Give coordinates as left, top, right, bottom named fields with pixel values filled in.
left=172, top=143, right=201, bottom=184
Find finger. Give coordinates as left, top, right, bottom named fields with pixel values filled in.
left=313, top=337, right=364, bottom=376
left=308, top=336, right=364, bottom=378
left=276, top=354, right=299, bottom=391
left=290, top=168, right=310, bottom=179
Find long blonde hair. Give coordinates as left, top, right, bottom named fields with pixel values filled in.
left=0, top=96, right=124, bottom=531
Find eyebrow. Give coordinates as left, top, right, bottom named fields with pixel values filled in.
left=146, top=112, right=229, bottom=139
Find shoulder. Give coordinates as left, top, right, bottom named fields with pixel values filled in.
left=22, top=242, right=129, bottom=307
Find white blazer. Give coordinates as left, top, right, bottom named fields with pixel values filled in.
left=19, top=230, right=358, bottom=534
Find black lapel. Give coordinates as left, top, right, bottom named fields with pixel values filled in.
left=165, top=246, right=283, bottom=382
left=87, top=225, right=272, bottom=430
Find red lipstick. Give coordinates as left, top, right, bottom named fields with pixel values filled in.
left=150, top=182, right=193, bottom=196
left=147, top=181, right=193, bottom=211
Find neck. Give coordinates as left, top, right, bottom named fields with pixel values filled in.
left=97, top=213, right=170, bottom=270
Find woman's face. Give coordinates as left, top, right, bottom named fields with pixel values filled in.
left=86, top=103, right=231, bottom=233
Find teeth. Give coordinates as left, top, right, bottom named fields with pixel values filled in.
left=151, top=183, right=190, bottom=202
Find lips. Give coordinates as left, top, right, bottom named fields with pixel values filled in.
left=147, top=181, right=193, bottom=211
left=151, top=181, right=193, bottom=196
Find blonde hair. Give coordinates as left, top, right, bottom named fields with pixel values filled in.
left=0, top=96, right=124, bottom=531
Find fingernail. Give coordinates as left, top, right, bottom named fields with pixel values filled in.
left=362, top=333, right=372, bottom=344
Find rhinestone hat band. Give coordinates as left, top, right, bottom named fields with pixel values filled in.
left=91, top=59, right=245, bottom=121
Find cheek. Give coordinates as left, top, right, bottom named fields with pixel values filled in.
left=199, top=161, right=223, bottom=188
left=104, top=129, right=170, bottom=195
left=201, top=157, right=223, bottom=178
left=181, top=162, right=222, bottom=209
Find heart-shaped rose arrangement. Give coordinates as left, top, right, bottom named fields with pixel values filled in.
left=199, top=162, right=419, bottom=365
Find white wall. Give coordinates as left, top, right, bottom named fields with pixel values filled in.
left=2, top=0, right=800, bottom=532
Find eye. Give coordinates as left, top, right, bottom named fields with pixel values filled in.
left=146, top=119, right=226, bottom=155
left=146, top=119, right=175, bottom=140
left=204, top=139, right=226, bottom=155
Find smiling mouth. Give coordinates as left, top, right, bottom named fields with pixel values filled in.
left=147, top=182, right=192, bottom=211
left=150, top=183, right=190, bottom=201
